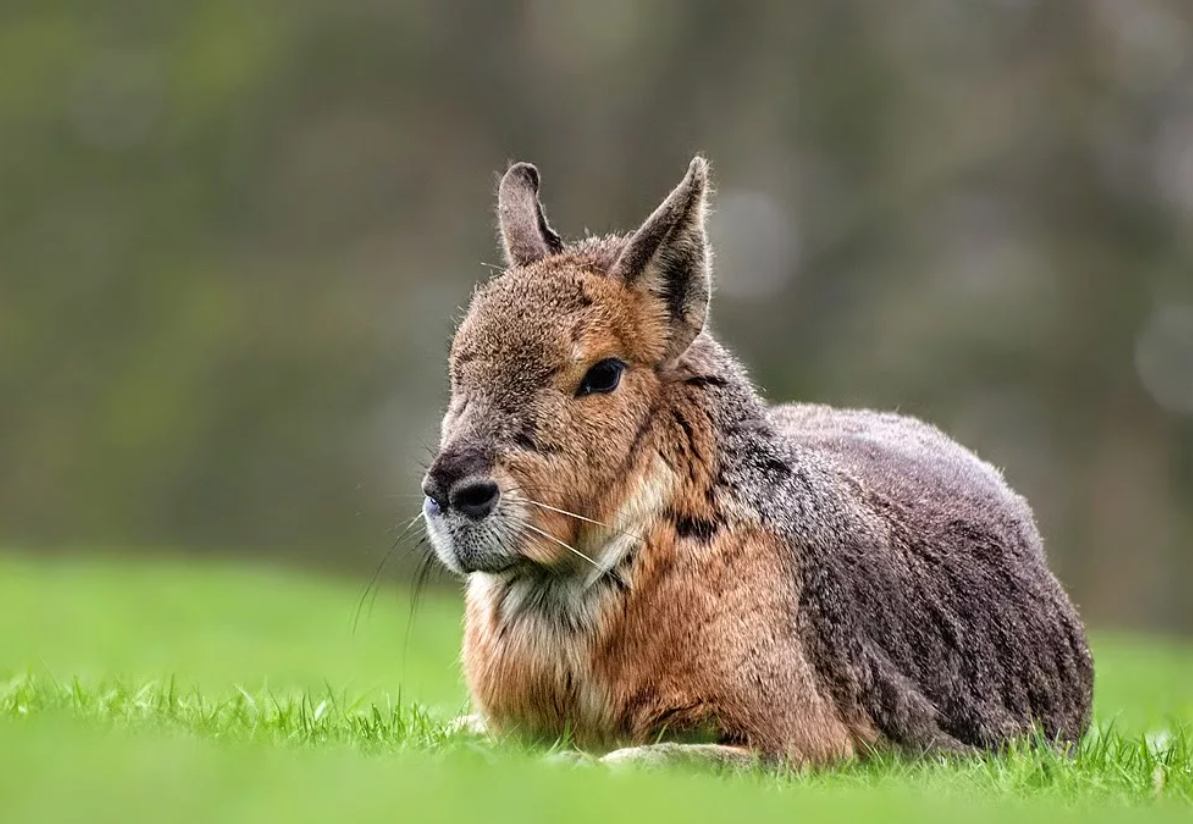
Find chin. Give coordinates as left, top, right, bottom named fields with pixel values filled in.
left=425, top=514, right=518, bottom=575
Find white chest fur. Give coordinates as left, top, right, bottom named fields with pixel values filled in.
left=465, top=572, right=615, bottom=736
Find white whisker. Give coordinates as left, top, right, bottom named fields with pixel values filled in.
left=522, top=499, right=610, bottom=528
left=522, top=522, right=601, bottom=570
left=509, top=492, right=644, bottom=544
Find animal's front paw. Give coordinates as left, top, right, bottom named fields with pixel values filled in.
left=445, top=713, right=489, bottom=738
left=600, top=743, right=759, bottom=773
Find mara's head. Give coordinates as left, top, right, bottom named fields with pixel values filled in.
left=422, top=157, right=714, bottom=577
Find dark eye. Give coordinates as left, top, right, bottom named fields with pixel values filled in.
left=577, top=358, right=625, bottom=396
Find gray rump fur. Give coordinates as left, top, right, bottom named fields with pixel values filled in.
left=684, top=334, right=1094, bottom=754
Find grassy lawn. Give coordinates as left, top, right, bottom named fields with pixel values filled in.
left=2, top=552, right=1192, bottom=821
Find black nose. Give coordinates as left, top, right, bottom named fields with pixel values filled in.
left=449, top=478, right=499, bottom=520
left=422, top=448, right=500, bottom=521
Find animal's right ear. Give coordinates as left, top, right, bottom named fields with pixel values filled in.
left=610, top=156, right=711, bottom=362
left=497, top=162, right=564, bottom=268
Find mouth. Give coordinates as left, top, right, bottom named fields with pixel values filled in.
left=422, top=494, right=521, bottom=575
left=422, top=491, right=609, bottom=579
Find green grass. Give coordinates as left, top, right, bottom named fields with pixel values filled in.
left=2, top=552, right=1193, bottom=822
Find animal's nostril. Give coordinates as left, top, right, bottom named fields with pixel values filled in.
left=450, top=479, right=500, bottom=520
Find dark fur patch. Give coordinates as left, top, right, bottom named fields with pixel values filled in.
left=617, top=409, right=658, bottom=478
left=607, top=568, right=631, bottom=593
left=674, top=514, right=720, bottom=542
left=659, top=265, right=689, bottom=327
left=512, top=430, right=538, bottom=452
left=673, top=407, right=694, bottom=439
left=685, top=375, right=728, bottom=389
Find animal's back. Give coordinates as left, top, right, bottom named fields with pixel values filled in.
left=771, top=402, right=1016, bottom=517
left=766, top=402, right=1095, bottom=751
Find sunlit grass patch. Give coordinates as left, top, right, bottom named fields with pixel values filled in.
left=2, top=552, right=1192, bottom=819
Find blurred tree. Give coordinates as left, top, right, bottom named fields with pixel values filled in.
left=1, top=0, right=1190, bottom=632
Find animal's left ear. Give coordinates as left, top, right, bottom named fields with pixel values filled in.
left=610, top=156, right=711, bottom=362
left=497, top=161, right=565, bottom=268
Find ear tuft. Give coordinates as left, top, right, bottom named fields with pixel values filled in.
left=611, top=155, right=712, bottom=361
left=497, top=161, right=564, bottom=268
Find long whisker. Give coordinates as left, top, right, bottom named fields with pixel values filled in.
left=506, top=489, right=644, bottom=544
left=353, top=510, right=426, bottom=635
left=521, top=522, right=601, bottom=570
left=400, top=539, right=437, bottom=666
left=369, top=521, right=427, bottom=623
left=520, top=499, right=610, bottom=528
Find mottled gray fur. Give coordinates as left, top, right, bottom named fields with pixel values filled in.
left=693, top=336, right=1094, bottom=752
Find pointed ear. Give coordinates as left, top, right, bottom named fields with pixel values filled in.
left=611, top=156, right=711, bottom=361
left=497, top=162, right=564, bottom=268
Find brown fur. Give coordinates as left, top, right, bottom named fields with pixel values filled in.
left=421, top=157, right=1093, bottom=769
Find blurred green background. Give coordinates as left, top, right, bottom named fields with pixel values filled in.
left=3, top=5, right=1193, bottom=817
left=2, top=0, right=1193, bottom=637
